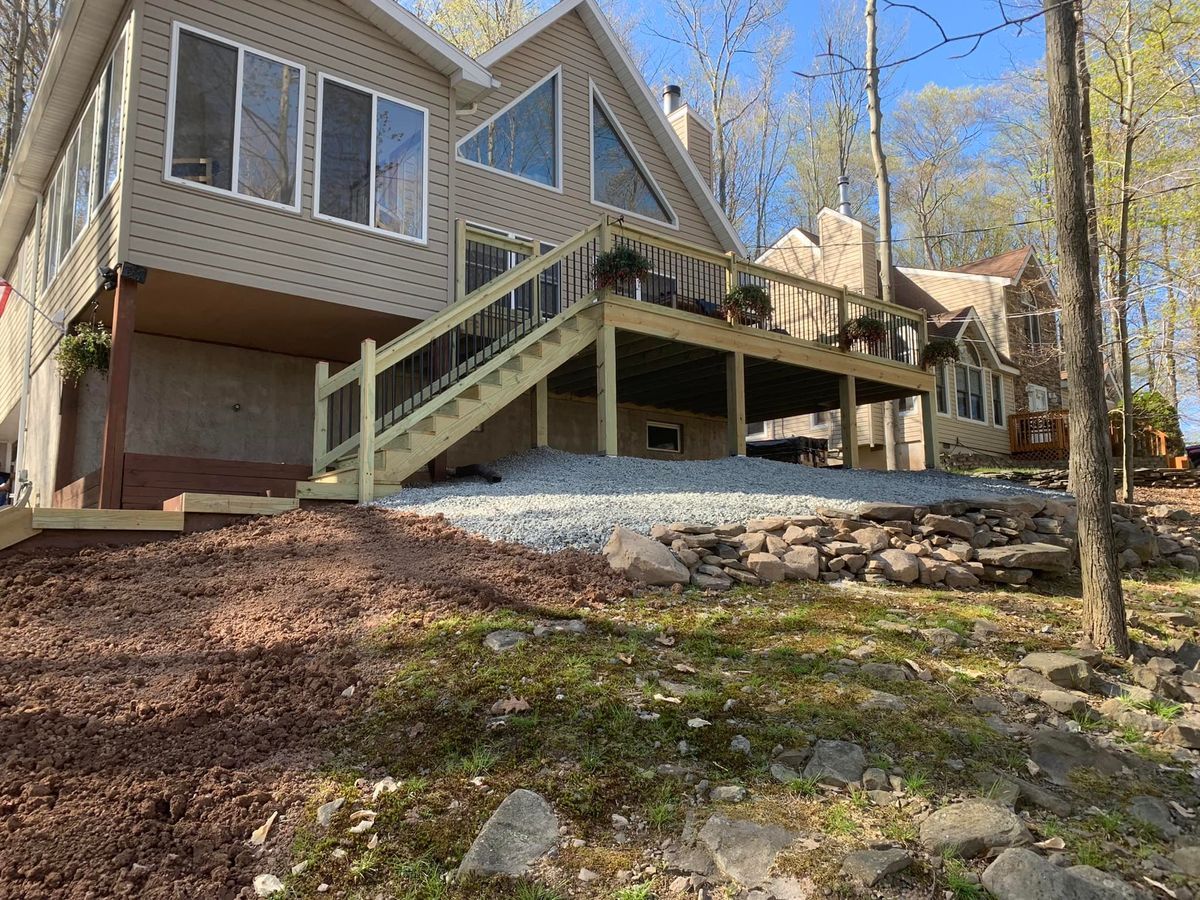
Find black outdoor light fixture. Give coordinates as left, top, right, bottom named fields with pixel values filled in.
left=97, top=262, right=149, bottom=291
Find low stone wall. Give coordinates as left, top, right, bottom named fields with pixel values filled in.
left=604, top=496, right=1200, bottom=591
left=987, top=466, right=1200, bottom=492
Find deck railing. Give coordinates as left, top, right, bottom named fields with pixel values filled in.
left=1009, top=408, right=1171, bottom=463
left=311, top=216, right=928, bottom=494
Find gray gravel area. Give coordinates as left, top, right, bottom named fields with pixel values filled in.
left=376, top=448, right=1058, bottom=552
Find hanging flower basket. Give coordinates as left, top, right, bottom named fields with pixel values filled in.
left=919, top=337, right=961, bottom=370
left=721, top=284, right=772, bottom=327
left=592, top=245, right=652, bottom=291
left=838, top=316, right=887, bottom=352
left=54, top=322, right=112, bottom=387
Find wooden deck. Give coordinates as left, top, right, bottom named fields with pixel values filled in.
left=1010, top=409, right=1171, bottom=463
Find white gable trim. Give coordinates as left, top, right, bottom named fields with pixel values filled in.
left=589, top=82, right=677, bottom=228
left=456, top=66, right=563, bottom=194
left=948, top=309, right=1020, bottom=375
left=756, top=227, right=821, bottom=265
left=478, top=0, right=747, bottom=255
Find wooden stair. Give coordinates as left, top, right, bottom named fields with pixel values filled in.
left=300, top=304, right=600, bottom=500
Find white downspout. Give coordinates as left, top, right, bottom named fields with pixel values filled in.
left=14, top=192, right=42, bottom=496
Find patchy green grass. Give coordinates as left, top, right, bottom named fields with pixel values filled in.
left=277, top=567, right=1200, bottom=898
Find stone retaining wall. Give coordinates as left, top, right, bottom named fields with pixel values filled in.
left=604, top=496, right=1200, bottom=590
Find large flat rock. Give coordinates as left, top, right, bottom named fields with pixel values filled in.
left=983, top=848, right=1136, bottom=899
left=457, top=789, right=558, bottom=878
left=919, top=800, right=1031, bottom=858
left=603, top=526, right=689, bottom=586
left=975, top=543, right=1072, bottom=572
left=697, top=814, right=797, bottom=888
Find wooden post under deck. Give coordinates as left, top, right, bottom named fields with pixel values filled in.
left=357, top=338, right=376, bottom=504
left=596, top=324, right=618, bottom=456
left=838, top=374, right=859, bottom=470
left=725, top=351, right=746, bottom=456
left=921, top=391, right=938, bottom=469
left=532, top=378, right=548, bottom=448
left=98, top=276, right=138, bottom=509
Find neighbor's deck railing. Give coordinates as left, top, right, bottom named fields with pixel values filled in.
left=312, top=217, right=927, bottom=495
left=1010, top=408, right=1171, bottom=463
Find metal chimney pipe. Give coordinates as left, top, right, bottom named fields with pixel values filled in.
left=837, top=175, right=852, bottom=216
left=662, top=84, right=682, bottom=116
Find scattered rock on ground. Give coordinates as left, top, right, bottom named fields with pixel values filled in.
left=603, top=525, right=689, bottom=585
left=919, top=800, right=1032, bottom=858
left=841, top=848, right=912, bottom=886
left=802, top=740, right=867, bottom=789
left=697, top=814, right=797, bottom=889
left=982, top=848, right=1136, bottom=900
left=456, top=789, right=559, bottom=877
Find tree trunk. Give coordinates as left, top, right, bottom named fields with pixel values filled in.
left=1162, top=224, right=1178, bottom=409
left=1115, top=0, right=1136, bottom=504
left=1073, top=0, right=1106, bottom=382
left=1043, top=0, right=1129, bottom=656
left=2, top=1, right=31, bottom=179
left=865, top=0, right=897, bottom=470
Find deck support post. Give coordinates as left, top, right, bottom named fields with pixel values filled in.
left=838, top=374, right=859, bottom=470
left=357, top=339, right=376, bottom=504
left=725, top=351, right=746, bottom=456
left=532, top=378, right=549, bottom=448
left=98, top=274, right=138, bottom=509
left=596, top=324, right=618, bottom=456
left=312, top=362, right=329, bottom=476
left=921, top=391, right=938, bottom=469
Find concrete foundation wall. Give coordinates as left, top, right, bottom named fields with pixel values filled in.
left=445, top=391, right=729, bottom=468
left=23, top=358, right=64, bottom=508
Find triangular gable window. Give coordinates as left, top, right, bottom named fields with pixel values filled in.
left=590, top=86, right=674, bottom=224
left=458, top=69, right=559, bottom=189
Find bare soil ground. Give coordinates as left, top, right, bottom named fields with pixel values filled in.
left=0, top=507, right=629, bottom=900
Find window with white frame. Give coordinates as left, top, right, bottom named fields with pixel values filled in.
left=991, top=373, right=1004, bottom=425
left=167, top=25, right=303, bottom=208
left=42, top=26, right=130, bottom=288
left=956, top=343, right=986, bottom=422
left=458, top=69, right=559, bottom=189
left=591, top=85, right=674, bottom=224
left=316, top=75, right=428, bottom=242
left=1027, top=384, right=1049, bottom=412
left=647, top=422, right=682, bottom=453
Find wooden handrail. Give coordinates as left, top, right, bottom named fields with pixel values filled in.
left=374, top=220, right=603, bottom=372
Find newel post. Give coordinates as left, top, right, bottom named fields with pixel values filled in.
left=357, top=339, right=376, bottom=504
left=313, top=361, right=329, bottom=476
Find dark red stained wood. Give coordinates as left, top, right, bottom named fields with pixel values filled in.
left=119, top=454, right=310, bottom=510
left=52, top=470, right=101, bottom=509
left=99, top=277, right=138, bottom=509
left=54, top=381, right=81, bottom=493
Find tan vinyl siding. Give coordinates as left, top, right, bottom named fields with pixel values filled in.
left=757, top=229, right=819, bottom=280
left=902, top=269, right=1010, bottom=355
left=816, top=209, right=877, bottom=299
left=129, top=0, right=454, bottom=319
left=668, top=108, right=712, bottom=188
left=454, top=10, right=724, bottom=251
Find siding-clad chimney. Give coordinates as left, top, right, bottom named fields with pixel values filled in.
left=664, top=85, right=714, bottom=188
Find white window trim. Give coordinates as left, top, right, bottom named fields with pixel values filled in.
left=314, top=72, right=430, bottom=245
left=164, top=22, right=306, bottom=214
left=935, top=365, right=953, bottom=419
left=992, top=373, right=1006, bottom=429
left=1026, top=383, right=1049, bottom=413
left=646, top=421, right=683, bottom=453
left=456, top=66, right=562, bottom=194
left=954, top=361, right=988, bottom=424
left=42, top=21, right=131, bottom=291
left=588, top=81, right=678, bottom=229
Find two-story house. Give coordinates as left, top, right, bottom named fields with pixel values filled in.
left=0, top=0, right=933, bottom=510
left=756, top=201, right=1063, bottom=469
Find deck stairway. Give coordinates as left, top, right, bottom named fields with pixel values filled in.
left=302, top=222, right=606, bottom=501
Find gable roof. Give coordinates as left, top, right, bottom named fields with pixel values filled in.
left=0, top=0, right=496, bottom=273
left=479, top=0, right=747, bottom=256
left=950, top=246, right=1033, bottom=280
left=929, top=307, right=1019, bottom=373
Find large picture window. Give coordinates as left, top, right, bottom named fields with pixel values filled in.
left=166, top=25, right=303, bottom=209
left=590, top=85, right=674, bottom=225
left=458, top=69, right=559, bottom=189
left=42, top=24, right=130, bottom=289
left=956, top=344, right=986, bottom=422
left=316, top=75, right=428, bottom=242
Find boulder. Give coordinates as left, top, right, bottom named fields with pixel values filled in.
left=1172, top=846, right=1200, bottom=877
left=1018, top=652, right=1091, bottom=690
left=851, top=527, right=891, bottom=554
left=975, top=543, right=1072, bottom=572
left=484, top=630, right=529, bottom=653
left=457, top=789, right=558, bottom=877
left=782, top=546, right=820, bottom=581
left=1039, top=690, right=1088, bottom=716
left=919, top=800, right=1031, bottom=857
left=1126, top=795, right=1178, bottom=838
left=872, top=549, right=920, bottom=584
left=746, top=552, right=786, bottom=583
left=841, top=849, right=912, bottom=886
left=802, top=739, right=866, bottom=788
left=861, top=662, right=911, bottom=682
left=924, top=514, right=975, bottom=540
left=944, top=564, right=981, bottom=589
left=983, top=848, right=1136, bottom=900
left=603, top=526, right=689, bottom=586
left=1028, top=730, right=1124, bottom=787
left=858, top=502, right=918, bottom=522
left=697, top=815, right=796, bottom=888
left=1162, top=722, right=1200, bottom=749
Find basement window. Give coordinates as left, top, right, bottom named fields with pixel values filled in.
left=647, top=422, right=682, bottom=453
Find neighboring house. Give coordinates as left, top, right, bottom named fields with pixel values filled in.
left=756, top=205, right=1063, bottom=469
left=0, top=0, right=932, bottom=510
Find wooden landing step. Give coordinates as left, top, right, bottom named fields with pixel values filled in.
left=161, top=492, right=299, bottom=515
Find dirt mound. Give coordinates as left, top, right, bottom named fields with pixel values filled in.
left=0, top=506, right=630, bottom=899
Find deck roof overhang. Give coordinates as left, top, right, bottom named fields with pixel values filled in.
left=548, top=296, right=933, bottom=420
